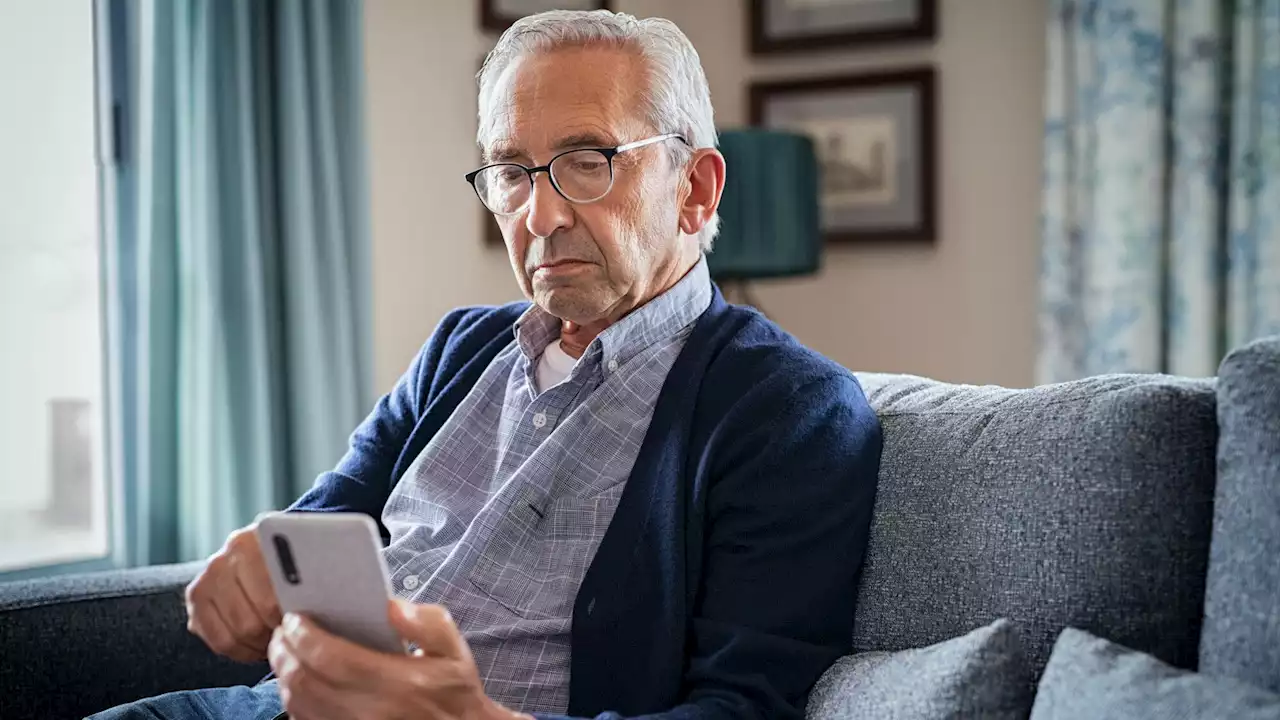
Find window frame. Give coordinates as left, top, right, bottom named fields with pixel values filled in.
left=0, top=0, right=128, bottom=581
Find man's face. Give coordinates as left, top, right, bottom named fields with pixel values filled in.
left=482, top=47, right=692, bottom=325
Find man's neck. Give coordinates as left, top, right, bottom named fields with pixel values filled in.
left=558, top=318, right=607, bottom=359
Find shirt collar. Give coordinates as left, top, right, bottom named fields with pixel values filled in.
left=513, top=256, right=713, bottom=372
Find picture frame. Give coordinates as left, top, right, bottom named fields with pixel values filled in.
left=473, top=51, right=506, bottom=248
left=749, top=0, right=937, bottom=55
left=483, top=209, right=505, bottom=248
left=481, top=0, right=612, bottom=33
left=749, top=68, right=937, bottom=243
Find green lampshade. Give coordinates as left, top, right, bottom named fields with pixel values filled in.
left=707, top=129, right=821, bottom=280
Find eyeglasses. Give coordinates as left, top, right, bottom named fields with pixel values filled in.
left=465, top=133, right=688, bottom=216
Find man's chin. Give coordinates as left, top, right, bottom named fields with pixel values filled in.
left=534, top=286, right=610, bottom=324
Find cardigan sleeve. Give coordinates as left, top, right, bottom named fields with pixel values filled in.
left=286, top=307, right=477, bottom=534
left=538, top=370, right=883, bottom=720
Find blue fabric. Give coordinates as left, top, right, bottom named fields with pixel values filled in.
left=709, top=130, right=821, bottom=279
left=1039, top=0, right=1280, bottom=382
left=109, top=0, right=372, bottom=565
left=1032, top=628, right=1280, bottom=720
left=379, top=259, right=712, bottom=713
left=1200, top=336, right=1280, bottom=690
left=88, top=680, right=283, bottom=719
left=288, top=288, right=884, bottom=719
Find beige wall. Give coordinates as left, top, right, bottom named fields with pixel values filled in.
left=362, top=0, right=1046, bottom=392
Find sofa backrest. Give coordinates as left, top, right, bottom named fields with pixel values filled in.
left=849, top=372, right=1218, bottom=678
left=1200, top=336, right=1280, bottom=691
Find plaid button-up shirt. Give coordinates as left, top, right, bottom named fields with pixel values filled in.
left=379, top=258, right=712, bottom=714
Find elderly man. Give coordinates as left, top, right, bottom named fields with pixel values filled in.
left=96, top=9, right=880, bottom=720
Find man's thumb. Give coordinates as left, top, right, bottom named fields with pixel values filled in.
left=389, top=599, right=469, bottom=660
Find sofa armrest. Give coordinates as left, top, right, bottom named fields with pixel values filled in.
left=0, top=561, right=270, bottom=719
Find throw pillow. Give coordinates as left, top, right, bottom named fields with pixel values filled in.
left=1031, top=627, right=1280, bottom=720
left=806, top=619, right=1033, bottom=720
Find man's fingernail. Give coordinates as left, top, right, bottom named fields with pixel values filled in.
left=284, top=612, right=301, bottom=634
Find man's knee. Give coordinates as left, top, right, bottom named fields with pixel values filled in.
left=87, top=690, right=202, bottom=719
left=86, top=684, right=282, bottom=720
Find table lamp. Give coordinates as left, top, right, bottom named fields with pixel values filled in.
left=707, top=129, right=821, bottom=311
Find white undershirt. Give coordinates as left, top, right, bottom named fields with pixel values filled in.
left=535, top=339, right=579, bottom=394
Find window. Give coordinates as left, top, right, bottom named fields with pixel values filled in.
left=0, top=0, right=110, bottom=573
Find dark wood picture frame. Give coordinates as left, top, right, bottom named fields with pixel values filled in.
left=749, top=68, right=937, bottom=243
left=749, top=0, right=937, bottom=55
left=474, top=50, right=506, bottom=248
left=483, top=211, right=505, bottom=247
left=481, top=1, right=612, bottom=33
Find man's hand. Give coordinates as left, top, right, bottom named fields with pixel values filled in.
left=269, top=599, right=530, bottom=720
left=185, top=522, right=283, bottom=662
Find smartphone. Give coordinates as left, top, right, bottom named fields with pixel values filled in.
left=256, top=512, right=406, bottom=654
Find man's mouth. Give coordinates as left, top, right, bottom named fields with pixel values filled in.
left=532, top=259, right=591, bottom=274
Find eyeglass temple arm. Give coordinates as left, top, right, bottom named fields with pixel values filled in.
left=615, top=133, right=689, bottom=153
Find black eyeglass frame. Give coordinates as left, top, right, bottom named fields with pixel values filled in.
left=464, top=133, right=690, bottom=216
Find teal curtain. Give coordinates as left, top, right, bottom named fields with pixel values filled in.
left=110, top=0, right=371, bottom=565
left=1039, top=0, right=1280, bottom=382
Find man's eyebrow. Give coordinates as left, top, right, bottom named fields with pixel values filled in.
left=485, top=143, right=523, bottom=163
left=483, top=132, right=619, bottom=164
left=552, top=132, right=618, bottom=151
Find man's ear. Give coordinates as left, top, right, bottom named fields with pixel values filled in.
left=678, top=148, right=726, bottom=236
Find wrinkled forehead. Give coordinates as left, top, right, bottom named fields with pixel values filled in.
left=480, top=46, right=651, bottom=162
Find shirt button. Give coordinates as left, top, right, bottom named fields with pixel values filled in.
left=607, top=359, right=619, bottom=373
left=532, top=412, right=547, bottom=428
left=402, top=574, right=420, bottom=591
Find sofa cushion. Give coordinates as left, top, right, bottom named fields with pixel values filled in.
left=850, top=372, right=1217, bottom=680
left=1031, top=627, right=1280, bottom=720
left=1200, top=336, right=1280, bottom=691
left=0, top=562, right=269, bottom=719
left=807, top=618, right=1033, bottom=720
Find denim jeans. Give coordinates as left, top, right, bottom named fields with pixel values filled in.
left=87, top=680, right=285, bottom=720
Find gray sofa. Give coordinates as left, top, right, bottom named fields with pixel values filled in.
left=3, top=337, right=1278, bottom=719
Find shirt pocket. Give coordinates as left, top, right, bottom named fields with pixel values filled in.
left=467, top=483, right=624, bottom=621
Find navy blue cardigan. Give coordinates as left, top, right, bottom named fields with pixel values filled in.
left=289, top=289, right=882, bottom=719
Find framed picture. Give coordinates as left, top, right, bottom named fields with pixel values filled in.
left=483, top=210, right=505, bottom=247
left=750, top=68, right=937, bottom=243
left=481, top=0, right=612, bottom=33
left=473, top=51, right=506, bottom=248
left=750, top=0, right=937, bottom=55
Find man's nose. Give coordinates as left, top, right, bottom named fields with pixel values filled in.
left=525, top=172, right=573, bottom=239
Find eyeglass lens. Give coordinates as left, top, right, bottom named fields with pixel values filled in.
left=473, top=149, right=614, bottom=214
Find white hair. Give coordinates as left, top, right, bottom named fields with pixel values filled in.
left=476, top=9, right=720, bottom=251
